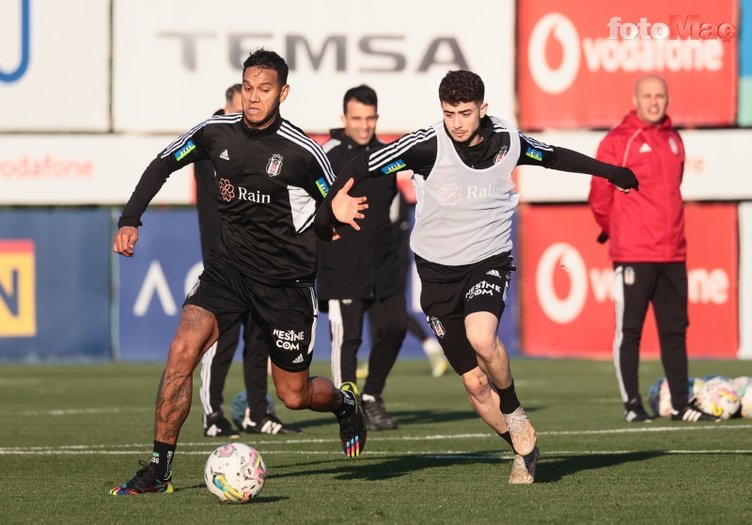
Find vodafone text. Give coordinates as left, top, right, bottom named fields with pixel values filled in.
left=607, top=16, right=736, bottom=41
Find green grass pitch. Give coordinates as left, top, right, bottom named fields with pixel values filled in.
left=1, top=358, right=750, bottom=523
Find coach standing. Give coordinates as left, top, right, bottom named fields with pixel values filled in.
left=588, top=75, right=719, bottom=423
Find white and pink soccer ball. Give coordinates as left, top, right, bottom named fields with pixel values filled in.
left=694, top=376, right=740, bottom=420
left=204, top=443, right=267, bottom=503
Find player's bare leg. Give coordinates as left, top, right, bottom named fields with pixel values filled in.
left=465, top=312, right=536, bottom=455
left=271, top=365, right=367, bottom=458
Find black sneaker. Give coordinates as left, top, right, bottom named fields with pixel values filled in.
left=204, top=412, right=240, bottom=438
left=363, top=396, right=398, bottom=431
left=624, top=406, right=654, bottom=422
left=110, top=461, right=173, bottom=495
left=336, top=382, right=367, bottom=458
left=242, top=414, right=302, bottom=435
left=671, top=405, right=721, bottom=422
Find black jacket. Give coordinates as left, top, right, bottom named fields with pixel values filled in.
left=317, top=128, right=401, bottom=303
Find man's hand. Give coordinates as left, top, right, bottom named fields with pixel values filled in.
left=331, top=178, right=368, bottom=231
left=612, top=167, right=639, bottom=193
left=113, top=226, right=139, bottom=257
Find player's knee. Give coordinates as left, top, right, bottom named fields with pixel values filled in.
left=167, top=338, right=202, bottom=370
left=465, top=329, right=496, bottom=355
left=461, top=369, right=491, bottom=400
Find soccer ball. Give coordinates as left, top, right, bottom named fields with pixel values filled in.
left=647, top=377, right=703, bottom=417
left=694, top=377, right=740, bottom=420
left=204, top=443, right=267, bottom=503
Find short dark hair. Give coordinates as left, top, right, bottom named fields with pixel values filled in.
left=225, top=83, right=241, bottom=103
left=438, top=70, right=485, bottom=105
left=342, top=84, right=378, bottom=114
left=242, top=48, right=289, bottom=85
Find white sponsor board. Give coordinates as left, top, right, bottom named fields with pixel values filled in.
left=0, top=135, right=194, bottom=205
left=516, top=129, right=752, bottom=202
left=739, top=203, right=752, bottom=359
left=0, top=0, right=109, bottom=131
left=112, top=0, right=515, bottom=134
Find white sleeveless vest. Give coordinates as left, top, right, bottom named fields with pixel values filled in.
left=410, top=116, right=520, bottom=266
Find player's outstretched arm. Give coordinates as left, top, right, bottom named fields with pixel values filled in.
left=113, top=226, right=139, bottom=257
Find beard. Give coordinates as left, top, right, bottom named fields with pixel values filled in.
left=244, top=98, right=281, bottom=130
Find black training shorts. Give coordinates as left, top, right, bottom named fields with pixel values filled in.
left=184, top=257, right=317, bottom=372
left=419, top=257, right=513, bottom=375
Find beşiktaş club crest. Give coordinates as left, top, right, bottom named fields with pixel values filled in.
left=494, top=145, right=508, bottom=164
left=430, top=316, right=446, bottom=338
left=266, top=153, right=283, bottom=176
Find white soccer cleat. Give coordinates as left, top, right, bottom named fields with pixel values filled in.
left=508, top=446, right=540, bottom=485
left=503, top=406, right=537, bottom=456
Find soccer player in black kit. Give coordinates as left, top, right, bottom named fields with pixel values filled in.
left=318, top=70, right=639, bottom=484
left=111, top=49, right=368, bottom=496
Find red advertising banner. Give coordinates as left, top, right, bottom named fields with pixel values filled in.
left=519, top=204, right=738, bottom=359
left=517, top=0, right=738, bottom=128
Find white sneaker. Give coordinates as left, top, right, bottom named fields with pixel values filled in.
left=423, top=339, right=448, bottom=377
left=503, top=406, right=537, bottom=456
left=508, top=446, right=540, bottom=484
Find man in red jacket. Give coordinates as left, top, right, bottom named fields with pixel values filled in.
left=589, top=75, right=719, bottom=423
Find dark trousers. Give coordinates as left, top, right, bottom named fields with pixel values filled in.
left=328, top=294, right=407, bottom=397
left=613, top=262, right=689, bottom=411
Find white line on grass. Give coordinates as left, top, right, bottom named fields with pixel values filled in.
left=1, top=448, right=750, bottom=458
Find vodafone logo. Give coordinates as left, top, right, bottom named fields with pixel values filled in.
left=535, top=242, right=730, bottom=325
left=527, top=13, right=727, bottom=95
left=528, top=13, right=581, bottom=94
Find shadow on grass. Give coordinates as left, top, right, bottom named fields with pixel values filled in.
left=174, top=482, right=288, bottom=503
left=535, top=450, right=667, bottom=483
left=271, top=448, right=670, bottom=484
left=271, top=450, right=508, bottom=482
left=290, top=405, right=541, bottom=431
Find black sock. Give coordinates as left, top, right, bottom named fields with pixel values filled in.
left=498, top=431, right=513, bottom=449
left=334, top=389, right=356, bottom=418
left=150, top=441, right=176, bottom=480
left=498, top=382, right=521, bottom=415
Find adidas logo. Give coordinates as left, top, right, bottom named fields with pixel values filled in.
left=486, top=269, right=501, bottom=277
left=219, top=149, right=230, bottom=161
left=292, top=354, right=304, bottom=364
left=638, top=143, right=652, bottom=153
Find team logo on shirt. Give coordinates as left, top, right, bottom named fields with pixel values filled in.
left=218, top=178, right=235, bottom=202
left=266, top=154, right=283, bottom=176
left=494, top=145, right=508, bottom=164
left=429, top=316, right=446, bottom=338
left=174, top=140, right=196, bottom=161
left=438, top=183, right=463, bottom=206
left=525, top=146, right=543, bottom=162
left=668, top=137, right=679, bottom=155
left=315, top=177, right=330, bottom=197
left=381, top=159, right=406, bottom=175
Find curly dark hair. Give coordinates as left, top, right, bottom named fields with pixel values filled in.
left=438, top=70, right=485, bottom=105
left=243, top=48, right=289, bottom=85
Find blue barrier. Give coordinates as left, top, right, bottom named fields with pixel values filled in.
left=0, top=208, right=111, bottom=362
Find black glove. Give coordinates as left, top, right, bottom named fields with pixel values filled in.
left=596, top=231, right=608, bottom=244
left=611, top=167, right=639, bottom=191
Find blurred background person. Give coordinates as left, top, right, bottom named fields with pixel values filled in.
left=318, top=85, right=407, bottom=431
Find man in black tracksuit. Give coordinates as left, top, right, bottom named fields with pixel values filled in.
left=318, top=85, right=407, bottom=430
left=195, top=84, right=299, bottom=437
left=111, top=50, right=368, bottom=496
